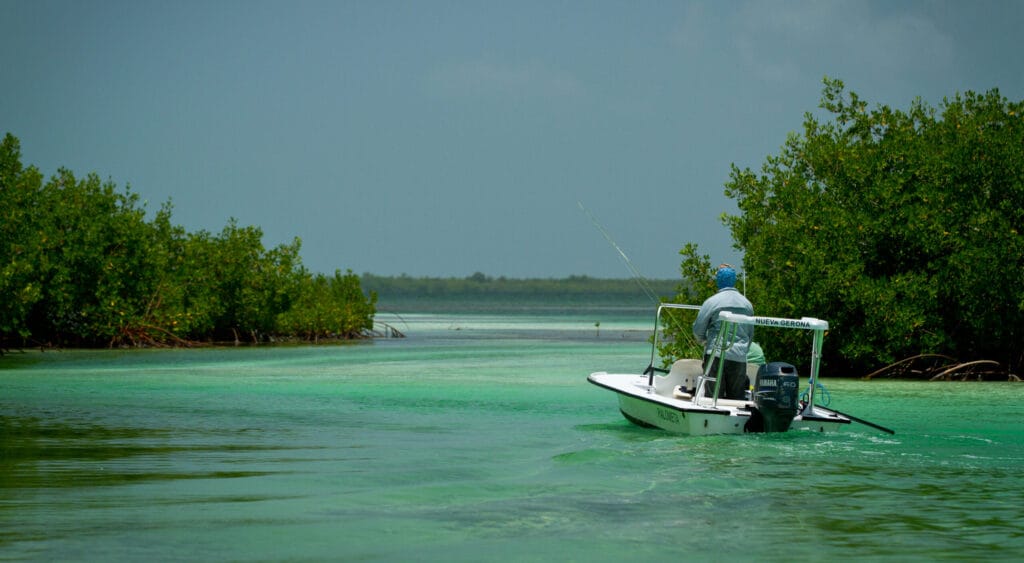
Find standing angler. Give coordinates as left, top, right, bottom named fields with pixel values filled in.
left=692, top=264, right=754, bottom=400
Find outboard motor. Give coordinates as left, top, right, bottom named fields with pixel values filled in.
left=746, top=362, right=800, bottom=433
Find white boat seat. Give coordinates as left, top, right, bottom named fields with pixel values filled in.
left=668, top=359, right=703, bottom=392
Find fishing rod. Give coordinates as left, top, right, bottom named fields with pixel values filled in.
left=579, top=201, right=751, bottom=300
left=578, top=201, right=701, bottom=371
left=577, top=201, right=660, bottom=304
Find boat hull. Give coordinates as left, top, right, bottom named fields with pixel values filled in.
left=589, top=371, right=850, bottom=436
left=615, top=392, right=752, bottom=435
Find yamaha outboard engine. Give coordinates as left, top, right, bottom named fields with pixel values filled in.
left=746, top=362, right=800, bottom=433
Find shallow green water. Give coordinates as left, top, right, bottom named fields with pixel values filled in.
left=2, top=311, right=1023, bottom=561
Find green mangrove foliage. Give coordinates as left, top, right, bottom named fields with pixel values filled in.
left=0, top=133, right=376, bottom=349
left=666, top=78, right=1024, bottom=376
left=277, top=270, right=375, bottom=342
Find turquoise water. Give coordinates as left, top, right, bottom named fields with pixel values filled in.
left=2, top=310, right=1023, bottom=561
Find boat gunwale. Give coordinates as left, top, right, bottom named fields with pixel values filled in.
left=587, top=373, right=749, bottom=417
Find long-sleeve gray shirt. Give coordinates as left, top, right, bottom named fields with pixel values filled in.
left=692, top=287, right=754, bottom=362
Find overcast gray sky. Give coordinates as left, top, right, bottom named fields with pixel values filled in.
left=3, top=1, right=1022, bottom=279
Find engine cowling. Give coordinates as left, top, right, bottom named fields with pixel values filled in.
left=746, top=362, right=800, bottom=433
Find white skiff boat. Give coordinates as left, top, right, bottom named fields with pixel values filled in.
left=587, top=304, right=894, bottom=436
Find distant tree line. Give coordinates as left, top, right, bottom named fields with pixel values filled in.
left=0, top=133, right=376, bottom=351
left=665, top=78, right=1024, bottom=377
left=362, top=272, right=679, bottom=310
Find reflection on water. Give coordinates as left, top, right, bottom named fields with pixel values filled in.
left=1, top=415, right=295, bottom=489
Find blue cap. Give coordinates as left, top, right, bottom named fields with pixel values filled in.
left=716, top=265, right=736, bottom=289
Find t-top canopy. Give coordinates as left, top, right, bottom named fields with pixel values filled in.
left=718, top=311, right=829, bottom=331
